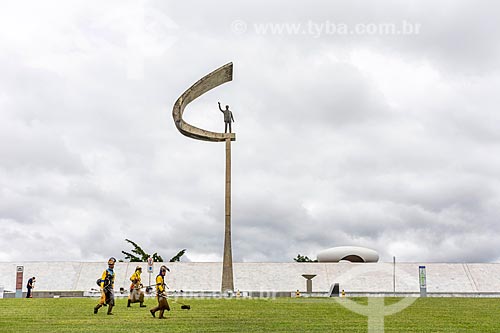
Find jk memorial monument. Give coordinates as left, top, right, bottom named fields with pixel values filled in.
left=172, top=62, right=235, bottom=292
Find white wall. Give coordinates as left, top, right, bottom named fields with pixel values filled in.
left=1, top=262, right=500, bottom=294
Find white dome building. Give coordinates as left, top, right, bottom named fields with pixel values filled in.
left=317, top=246, right=379, bottom=263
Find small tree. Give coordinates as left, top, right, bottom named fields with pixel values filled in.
left=122, top=239, right=150, bottom=262
left=122, top=239, right=186, bottom=262
left=293, top=254, right=318, bottom=262
left=169, top=249, right=186, bottom=262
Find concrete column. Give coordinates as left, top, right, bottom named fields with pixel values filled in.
left=222, top=138, right=234, bottom=292
left=302, top=274, right=316, bottom=294
left=15, top=266, right=24, bottom=298
left=171, top=63, right=236, bottom=294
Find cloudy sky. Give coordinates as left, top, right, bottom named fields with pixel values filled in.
left=1, top=0, right=500, bottom=263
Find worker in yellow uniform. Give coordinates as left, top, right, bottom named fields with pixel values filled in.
left=128, top=266, right=146, bottom=307
left=150, top=265, right=170, bottom=319
left=94, top=257, right=116, bottom=315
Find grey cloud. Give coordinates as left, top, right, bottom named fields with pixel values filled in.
left=1, top=0, right=500, bottom=265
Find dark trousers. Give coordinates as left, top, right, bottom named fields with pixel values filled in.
left=26, top=288, right=32, bottom=298
left=151, top=296, right=170, bottom=318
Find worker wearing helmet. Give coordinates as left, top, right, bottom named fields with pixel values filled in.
left=94, top=257, right=116, bottom=315
left=128, top=266, right=146, bottom=308
left=150, top=265, right=170, bottom=319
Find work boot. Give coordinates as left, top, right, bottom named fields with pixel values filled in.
left=107, top=305, right=113, bottom=315
left=127, top=299, right=131, bottom=307
left=94, top=304, right=102, bottom=314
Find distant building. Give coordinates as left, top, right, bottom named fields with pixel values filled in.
left=317, top=246, right=379, bottom=263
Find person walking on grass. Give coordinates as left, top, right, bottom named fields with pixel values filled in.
left=128, top=266, right=146, bottom=308
left=150, top=265, right=170, bottom=319
left=94, top=257, right=116, bottom=315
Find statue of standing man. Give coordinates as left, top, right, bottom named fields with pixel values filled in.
left=218, top=102, right=235, bottom=133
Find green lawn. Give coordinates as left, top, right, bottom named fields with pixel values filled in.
left=0, top=297, right=499, bottom=332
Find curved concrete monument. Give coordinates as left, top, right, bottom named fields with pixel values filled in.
left=172, top=62, right=235, bottom=292
left=172, top=62, right=235, bottom=142
left=317, top=246, right=379, bottom=263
